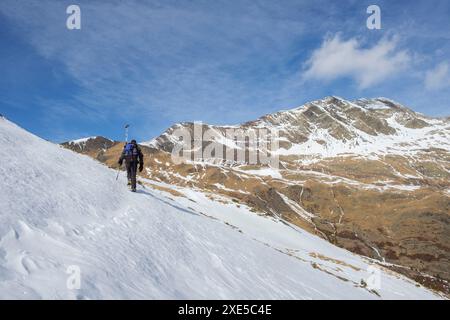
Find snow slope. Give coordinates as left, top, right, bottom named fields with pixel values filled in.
left=0, top=117, right=442, bottom=299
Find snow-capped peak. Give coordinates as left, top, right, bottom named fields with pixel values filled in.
left=61, top=136, right=116, bottom=153
left=148, top=96, right=449, bottom=160
left=66, top=136, right=113, bottom=145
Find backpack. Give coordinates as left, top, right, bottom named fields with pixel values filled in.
left=124, top=143, right=139, bottom=161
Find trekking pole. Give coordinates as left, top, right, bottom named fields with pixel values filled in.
left=125, top=124, right=130, bottom=142
left=115, top=163, right=122, bottom=180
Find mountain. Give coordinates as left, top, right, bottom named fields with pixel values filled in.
left=61, top=136, right=117, bottom=160
left=65, top=97, right=450, bottom=295
left=144, top=96, right=449, bottom=159
left=3, top=116, right=442, bottom=299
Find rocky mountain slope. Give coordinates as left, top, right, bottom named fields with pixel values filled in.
left=62, top=97, right=450, bottom=295
left=2, top=115, right=442, bottom=299
left=61, top=136, right=116, bottom=158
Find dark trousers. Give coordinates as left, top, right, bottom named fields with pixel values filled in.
left=126, top=161, right=138, bottom=190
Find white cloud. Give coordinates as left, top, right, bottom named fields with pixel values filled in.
left=425, top=62, right=450, bottom=90
left=303, top=35, right=411, bottom=89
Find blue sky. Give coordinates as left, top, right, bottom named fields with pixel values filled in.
left=1, top=0, right=449, bottom=142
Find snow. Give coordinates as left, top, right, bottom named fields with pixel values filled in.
left=240, top=167, right=283, bottom=179
left=0, top=117, right=442, bottom=299
left=274, top=113, right=449, bottom=160
left=69, top=136, right=98, bottom=144
left=140, top=138, right=158, bottom=147
left=277, top=192, right=315, bottom=222
left=354, top=98, right=392, bottom=110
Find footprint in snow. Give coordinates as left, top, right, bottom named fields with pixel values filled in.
left=21, top=256, right=38, bottom=275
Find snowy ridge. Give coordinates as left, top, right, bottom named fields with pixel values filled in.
left=66, top=136, right=114, bottom=146
left=69, top=136, right=99, bottom=144
left=0, top=117, right=442, bottom=299
left=262, top=97, right=449, bottom=158
left=62, top=136, right=115, bottom=153
left=146, top=97, right=449, bottom=161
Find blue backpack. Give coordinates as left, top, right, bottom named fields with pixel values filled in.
left=124, top=143, right=138, bottom=160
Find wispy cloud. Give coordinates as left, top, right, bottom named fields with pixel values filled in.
left=302, top=34, right=411, bottom=89
left=0, top=0, right=306, bottom=126
left=425, top=62, right=450, bottom=91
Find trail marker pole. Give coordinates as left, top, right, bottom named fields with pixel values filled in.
left=116, top=124, right=130, bottom=181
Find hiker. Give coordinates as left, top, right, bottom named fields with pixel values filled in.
left=118, top=139, right=144, bottom=192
